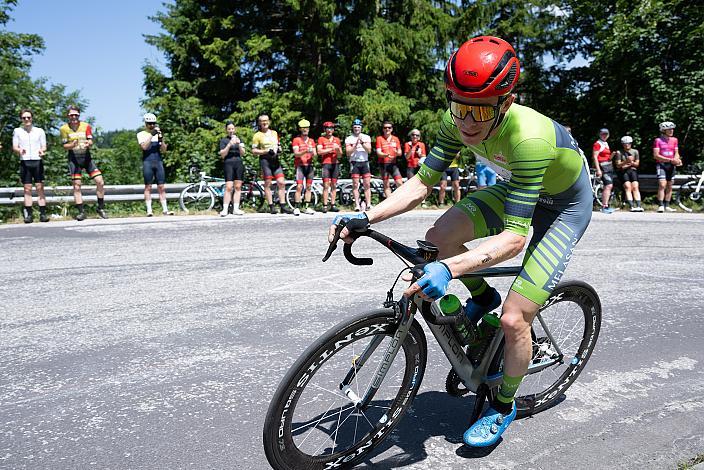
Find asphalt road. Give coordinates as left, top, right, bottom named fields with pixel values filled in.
left=1, top=209, right=703, bottom=469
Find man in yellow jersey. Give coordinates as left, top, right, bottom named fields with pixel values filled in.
left=252, top=114, right=293, bottom=214
left=60, top=105, right=107, bottom=220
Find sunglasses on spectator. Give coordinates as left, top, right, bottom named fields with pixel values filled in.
left=449, top=100, right=500, bottom=122
left=411, top=133, right=420, bottom=137
left=68, top=114, right=80, bottom=117
left=383, top=126, right=393, bottom=129
left=22, top=116, right=32, bottom=120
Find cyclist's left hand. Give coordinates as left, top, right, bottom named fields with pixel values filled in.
left=328, top=212, right=369, bottom=244
left=404, top=261, right=452, bottom=300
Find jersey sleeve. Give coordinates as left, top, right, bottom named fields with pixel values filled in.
left=417, top=109, right=463, bottom=185
left=504, top=138, right=555, bottom=237
left=39, top=129, right=46, bottom=148
left=219, top=138, right=228, bottom=151
left=60, top=125, right=69, bottom=143
left=404, top=142, right=411, bottom=153
left=137, top=131, right=151, bottom=145
left=252, top=133, right=261, bottom=149
left=12, top=128, right=19, bottom=148
left=291, top=137, right=300, bottom=152
left=375, top=136, right=383, bottom=152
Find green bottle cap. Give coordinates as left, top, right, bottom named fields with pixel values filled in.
left=439, top=294, right=462, bottom=315
left=482, top=312, right=501, bottom=328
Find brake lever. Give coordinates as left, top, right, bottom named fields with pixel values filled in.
left=322, top=222, right=346, bottom=262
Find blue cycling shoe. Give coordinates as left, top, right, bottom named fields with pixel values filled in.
left=463, top=402, right=516, bottom=447
left=464, top=287, right=502, bottom=324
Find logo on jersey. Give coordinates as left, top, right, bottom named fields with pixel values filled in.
left=493, top=153, right=507, bottom=164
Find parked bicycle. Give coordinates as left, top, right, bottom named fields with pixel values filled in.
left=675, top=163, right=704, bottom=212
left=263, top=222, right=601, bottom=469
left=590, top=168, right=622, bottom=209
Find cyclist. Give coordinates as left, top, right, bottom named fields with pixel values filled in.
left=345, top=118, right=373, bottom=211
left=613, top=136, right=643, bottom=212
left=437, top=155, right=462, bottom=206
left=404, top=129, right=426, bottom=179
left=252, top=114, right=292, bottom=214
left=291, top=119, right=317, bottom=216
left=591, top=128, right=616, bottom=214
left=137, top=113, right=173, bottom=216
left=317, top=121, right=342, bottom=213
left=376, top=121, right=403, bottom=197
left=653, top=121, right=682, bottom=212
left=218, top=121, right=246, bottom=216
left=331, top=36, right=593, bottom=448
left=60, top=105, right=107, bottom=220
left=12, top=109, right=48, bottom=223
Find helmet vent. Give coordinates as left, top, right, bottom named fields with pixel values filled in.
left=496, top=62, right=518, bottom=91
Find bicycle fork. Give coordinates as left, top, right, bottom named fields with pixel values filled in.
left=338, top=299, right=416, bottom=410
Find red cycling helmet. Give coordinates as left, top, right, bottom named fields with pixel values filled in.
left=445, top=36, right=520, bottom=100
left=322, top=121, right=335, bottom=128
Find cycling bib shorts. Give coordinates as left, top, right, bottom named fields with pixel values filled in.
left=20, top=160, right=45, bottom=184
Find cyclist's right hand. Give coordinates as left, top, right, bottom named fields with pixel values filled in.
left=328, top=212, right=369, bottom=244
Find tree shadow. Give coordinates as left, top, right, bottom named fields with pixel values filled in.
left=355, top=390, right=567, bottom=469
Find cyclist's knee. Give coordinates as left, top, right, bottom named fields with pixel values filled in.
left=499, top=309, right=531, bottom=341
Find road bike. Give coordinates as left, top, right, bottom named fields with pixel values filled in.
left=590, top=168, right=622, bottom=209
left=675, top=164, right=704, bottom=212
left=263, top=222, right=602, bottom=469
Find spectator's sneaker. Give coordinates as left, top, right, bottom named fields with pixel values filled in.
left=464, top=288, right=502, bottom=324
left=636, top=207, right=645, bottom=212
left=305, top=207, right=316, bottom=215
left=233, top=208, right=244, bottom=216
left=600, top=207, right=614, bottom=214
left=360, top=201, right=367, bottom=211
left=280, top=205, right=293, bottom=215
left=421, top=202, right=428, bottom=208
left=97, top=209, right=109, bottom=219
left=657, top=205, right=665, bottom=213
left=270, top=205, right=278, bottom=214
left=75, top=212, right=87, bottom=221
left=665, top=206, right=677, bottom=212
left=219, top=209, right=229, bottom=217
left=330, top=205, right=340, bottom=212
left=293, top=208, right=301, bottom=216
left=629, top=206, right=638, bottom=212
left=321, top=205, right=328, bottom=214
left=354, top=205, right=361, bottom=212
left=146, top=211, right=154, bottom=217
left=163, top=210, right=175, bottom=216
left=23, top=214, right=33, bottom=224
left=463, top=403, right=516, bottom=448
left=39, top=213, right=49, bottom=223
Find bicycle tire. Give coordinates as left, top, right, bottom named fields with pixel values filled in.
left=676, top=181, right=702, bottom=208
left=487, top=281, right=601, bottom=418
left=178, top=183, right=216, bottom=212
left=263, top=310, right=427, bottom=470
left=286, top=183, right=320, bottom=210
left=338, top=183, right=354, bottom=207
left=240, top=182, right=265, bottom=211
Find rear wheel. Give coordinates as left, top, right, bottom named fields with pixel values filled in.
left=178, top=183, right=216, bottom=212
left=263, top=310, right=427, bottom=470
left=676, top=181, right=703, bottom=212
left=240, top=182, right=265, bottom=211
left=488, top=281, right=601, bottom=418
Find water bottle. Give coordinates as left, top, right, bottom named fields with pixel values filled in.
left=467, top=312, right=501, bottom=364
left=439, top=294, right=478, bottom=345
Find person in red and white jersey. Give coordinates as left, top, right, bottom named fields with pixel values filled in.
left=404, top=129, right=427, bottom=179
left=317, top=121, right=342, bottom=213
left=591, top=128, right=616, bottom=213
left=652, top=121, right=682, bottom=212
left=375, top=121, right=403, bottom=198
left=291, top=119, right=317, bottom=215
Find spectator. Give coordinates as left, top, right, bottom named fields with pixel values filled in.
left=376, top=121, right=403, bottom=198
left=653, top=121, right=682, bottom=212
left=252, top=114, right=292, bottom=214
left=12, top=109, right=48, bottom=223
left=613, top=136, right=643, bottom=212
left=60, top=105, right=107, bottom=220
left=317, top=121, right=342, bottom=213
left=404, top=129, right=426, bottom=179
left=475, top=158, right=497, bottom=189
left=218, top=121, right=246, bottom=216
left=137, top=113, right=172, bottom=216
left=591, top=127, right=616, bottom=214
left=291, top=119, right=317, bottom=215
left=438, top=154, right=462, bottom=205
left=345, top=118, right=373, bottom=211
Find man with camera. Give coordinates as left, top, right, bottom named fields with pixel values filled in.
left=137, top=113, right=173, bottom=216
left=252, top=114, right=292, bottom=214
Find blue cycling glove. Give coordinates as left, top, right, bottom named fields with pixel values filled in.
left=332, top=212, right=370, bottom=232
left=416, top=261, right=453, bottom=299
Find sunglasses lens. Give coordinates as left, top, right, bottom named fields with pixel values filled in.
left=450, top=101, right=496, bottom=122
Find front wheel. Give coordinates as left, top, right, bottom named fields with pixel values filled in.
left=488, top=281, right=601, bottom=418
left=263, top=310, right=427, bottom=470
left=178, top=183, right=216, bottom=212
left=676, top=181, right=703, bottom=212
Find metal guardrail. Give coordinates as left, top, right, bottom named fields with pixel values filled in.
left=0, top=174, right=693, bottom=206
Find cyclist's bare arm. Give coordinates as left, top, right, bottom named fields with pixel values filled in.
left=404, top=230, right=526, bottom=297
left=591, top=150, right=601, bottom=174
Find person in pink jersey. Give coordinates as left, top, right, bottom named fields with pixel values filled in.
left=652, top=121, right=682, bottom=212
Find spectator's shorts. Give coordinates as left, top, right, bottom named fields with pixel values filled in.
left=599, top=162, right=614, bottom=186
left=69, top=155, right=102, bottom=180
left=444, top=167, right=460, bottom=182
left=350, top=161, right=371, bottom=179
left=380, top=163, right=402, bottom=181
left=322, top=163, right=339, bottom=183
left=20, top=160, right=45, bottom=184
left=406, top=166, right=419, bottom=179
left=618, top=168, right=638, bottom=184
left=295, top=164, right=315, bottom=185
left=143, top=159, right=166, bottom=185
left=260, top=157, right=284, bottom=180
left=224, top=158, right=244, bottom=182
left=656, top=162, right=676, bottom=181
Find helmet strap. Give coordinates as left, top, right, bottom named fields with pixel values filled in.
left=482, top=95, right=507, bottom=142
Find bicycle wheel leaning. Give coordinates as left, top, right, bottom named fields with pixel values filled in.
left=239, top=181, right=265, bottom=211
left=263, top=309, right=427, bottom=470
left=675, top=181, right=703, bottom=212
left=488, top=280, right=601, bottom=418
left=286, top=183, right=320, bottom=210
left=178, top=183, right=216, bottom=212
